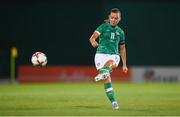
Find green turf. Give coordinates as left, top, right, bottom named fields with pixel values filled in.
left=0, top=82, right=180, bottom=116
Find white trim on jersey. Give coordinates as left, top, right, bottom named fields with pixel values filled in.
left=95, top=31, right=101, bottom=35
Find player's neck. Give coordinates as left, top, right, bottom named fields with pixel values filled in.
left=107, top=22, right=117, bottom=28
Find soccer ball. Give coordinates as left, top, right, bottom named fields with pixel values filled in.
left=31, top=52, right=47, bottom=67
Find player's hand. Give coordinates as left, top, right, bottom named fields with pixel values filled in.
left=91, top=41, right=99, bottom=48
left=122, top=65, right=128, bottom=73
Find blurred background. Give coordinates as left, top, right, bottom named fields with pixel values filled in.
left=0, top=0, right=180, bottom=83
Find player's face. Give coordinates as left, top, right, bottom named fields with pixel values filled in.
left=109, top=12, right=121, bottom=26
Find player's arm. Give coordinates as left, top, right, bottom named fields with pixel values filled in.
left=120, top=44, right=128, bottom=73
left=89, top=31, right=99, bottom=48
left=89, top=24, right=104, bottom=48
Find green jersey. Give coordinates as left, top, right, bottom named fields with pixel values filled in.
left=95, top=22, right=125, bottom=55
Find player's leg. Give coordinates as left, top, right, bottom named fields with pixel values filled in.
left=95, top=60, right=113, bottom=82
left=103, top=61, right=119, bottom=110
left=94, top=54, right=111, bottom=81
left=104, top=78, right=119, bottom=109
left=95, top=59, right=117, bottom=82
left=94, top=54, right=120, bottom=109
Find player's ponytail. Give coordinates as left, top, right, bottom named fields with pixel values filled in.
left=104, top=19, right=109, bottom=23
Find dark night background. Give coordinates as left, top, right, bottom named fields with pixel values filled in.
left=0, top=0, right=180, bottom=78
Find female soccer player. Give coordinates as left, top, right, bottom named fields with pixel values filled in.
left=89, top=8, right=128, bottom=110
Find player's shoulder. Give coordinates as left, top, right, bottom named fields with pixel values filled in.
left=117, top=26, right=125, bottom=34
left=99, top=22, right=108, bottom=27
left=96, top=22, right=109, bottom=31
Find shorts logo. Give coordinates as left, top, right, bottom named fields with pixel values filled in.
left=97, top=63, right=100, bottom=67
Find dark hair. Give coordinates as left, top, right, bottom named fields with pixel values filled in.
left=104, top=8, right=121, bottom=22
left=110, top=8, right=121, bottom=15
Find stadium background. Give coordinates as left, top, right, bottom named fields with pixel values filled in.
left=1, top=1, right=180, bottom=74
left=1, top=1, right=180, bottom=82
left=0, top=0, right=180, bottom=116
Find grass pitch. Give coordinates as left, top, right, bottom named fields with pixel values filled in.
left=0, top=82, right=180, bottom=116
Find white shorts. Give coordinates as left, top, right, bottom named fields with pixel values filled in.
left=94, top=53, right=120, bottom=70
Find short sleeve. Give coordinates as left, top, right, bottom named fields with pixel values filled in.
left=95, top=24, right=104, bottom=35
left=119, top=30, right=125, bottom=45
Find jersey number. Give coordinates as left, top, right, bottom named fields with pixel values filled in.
left=111, top=32, right=115, bottom=40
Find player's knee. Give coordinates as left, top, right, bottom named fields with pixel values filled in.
left=104, top=78, right=111, bottom=84
left=104, top=60, right=114, bottom=66
left=104, top=60, right=116, bottom=69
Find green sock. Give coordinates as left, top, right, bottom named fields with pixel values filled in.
left=104, top=83, right=116, bottom=103
left=99, top=66, right=110, bottom=74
